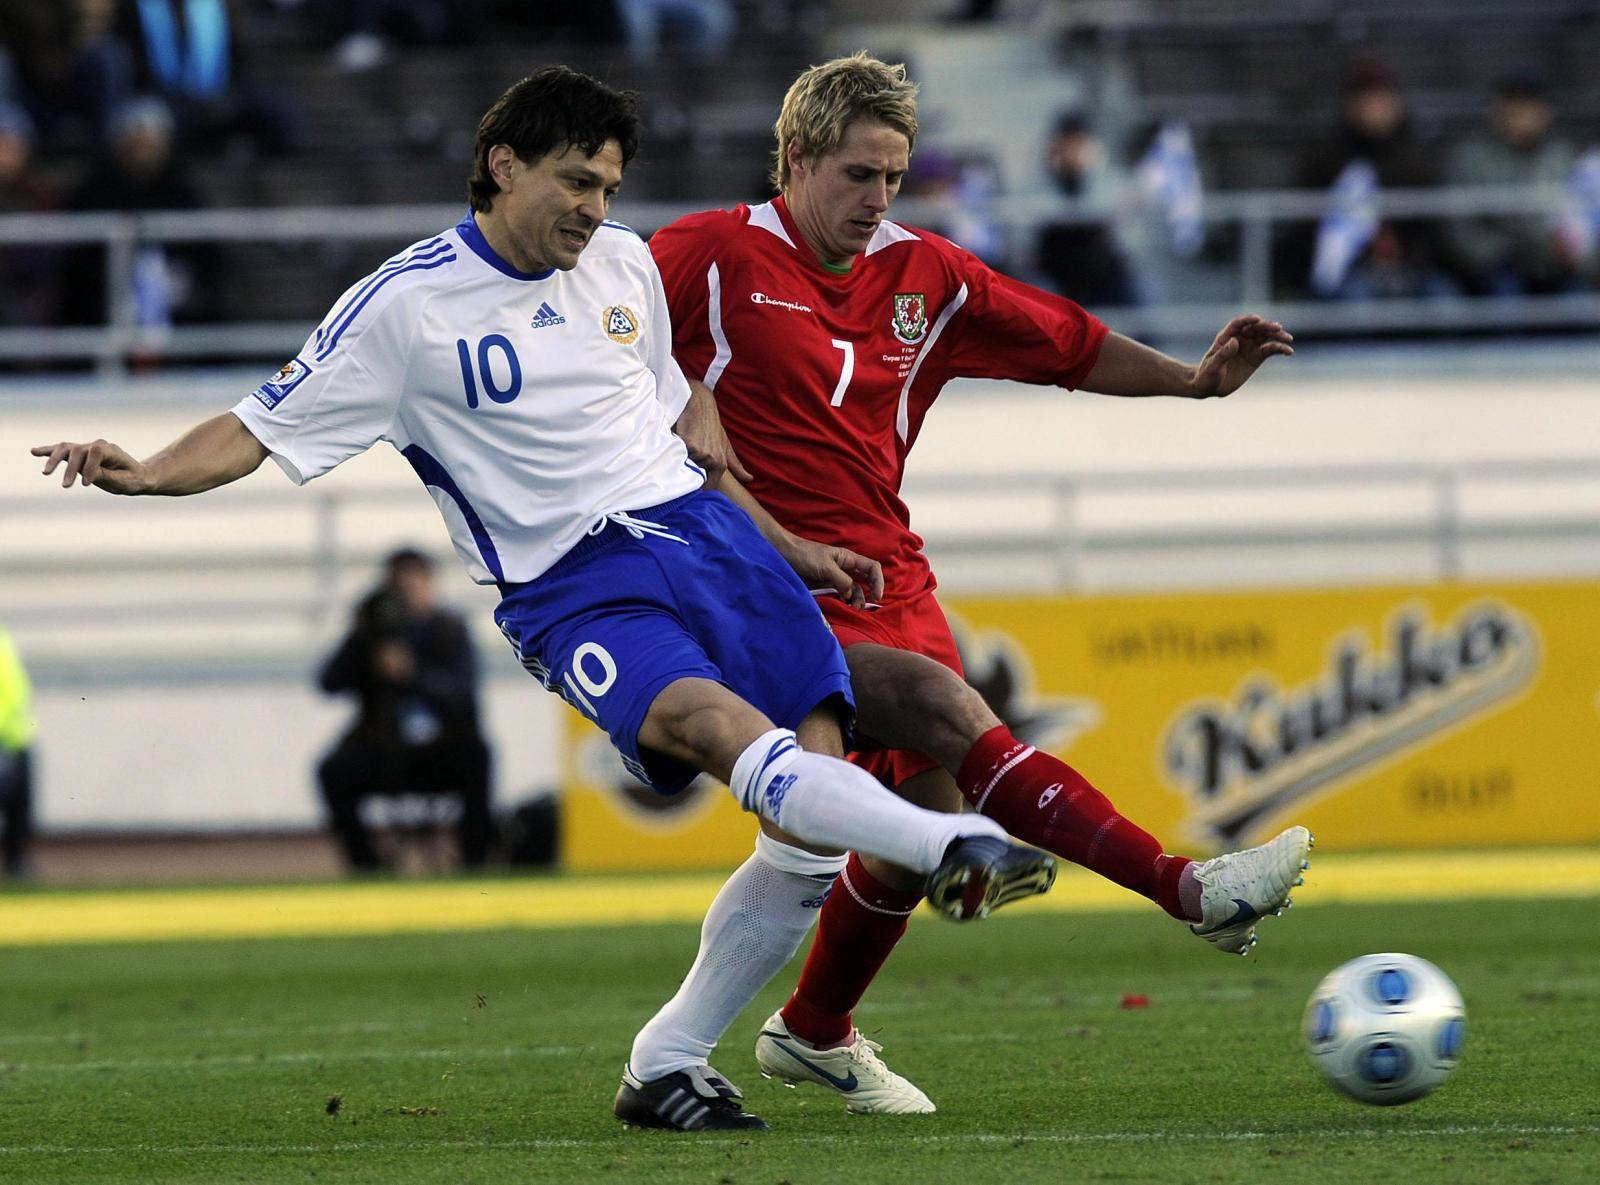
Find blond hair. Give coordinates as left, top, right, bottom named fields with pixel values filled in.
left=771, top=52, right=919, bottom=190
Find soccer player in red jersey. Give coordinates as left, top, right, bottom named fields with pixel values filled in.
left=630, top=53, right=1314, bottom=1116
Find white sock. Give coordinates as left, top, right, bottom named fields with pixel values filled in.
left=729, top=729, right=1007, bottom=875
left=628, top=832, right=845, bottom=1081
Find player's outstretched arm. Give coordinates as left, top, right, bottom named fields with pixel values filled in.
left=32, top=412, right=269, bottom=496
left=1082, top=316, right=1294, bottom=400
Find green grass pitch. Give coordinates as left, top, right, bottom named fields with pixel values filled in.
left=2, top=894, right=1597, bottom=1184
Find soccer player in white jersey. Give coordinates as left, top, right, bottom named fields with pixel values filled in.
left=31, top=67, right=1056, bottom=1132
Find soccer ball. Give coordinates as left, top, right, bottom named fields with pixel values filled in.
left=1302, top=953, right=1466, bottom=1105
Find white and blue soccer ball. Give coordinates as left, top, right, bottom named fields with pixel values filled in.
left=1302, top=953, right=1466, bottom=1105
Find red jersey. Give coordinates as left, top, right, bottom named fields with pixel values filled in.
left=650, top=195, right=1108, bottom=601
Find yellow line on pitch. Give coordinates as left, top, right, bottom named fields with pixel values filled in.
left=2, top=848, right=1597, bottom=947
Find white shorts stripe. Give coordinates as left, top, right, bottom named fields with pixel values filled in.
left=562, top=672, right=597, bottom=718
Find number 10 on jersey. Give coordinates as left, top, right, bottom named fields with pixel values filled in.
left=457, top=335, right=523, bottom=408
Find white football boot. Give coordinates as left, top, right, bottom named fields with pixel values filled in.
left=754, top=1011, right=935, bottom=1115
left=1189, top=825, right=1314, bottom=956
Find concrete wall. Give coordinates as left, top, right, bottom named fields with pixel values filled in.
left=5, top=342, right=1599, bottom=831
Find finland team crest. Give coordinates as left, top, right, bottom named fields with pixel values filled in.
left=892, top=292, right=928, bottom=344
left=603, top=305, right=640, bottom=345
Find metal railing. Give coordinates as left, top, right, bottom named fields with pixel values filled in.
left=5, top=458, right=1597, bottom=661
left=2, top=185, right=1597, bottom=373
left=910, top=460, right=1600, bottom=590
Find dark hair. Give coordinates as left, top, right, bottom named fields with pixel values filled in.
left=1495, top=71, right=1548, bottom=102
left=385, top=547, right=433, bottom=577
left=469, top=66, right=642, bottom=212
left=1342, top=55, right=1400, bottom=97
left=1053, top=111, right=1091, bottom=138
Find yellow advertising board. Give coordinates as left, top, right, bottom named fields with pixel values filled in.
left=560, top=578, right=1600, bottom=870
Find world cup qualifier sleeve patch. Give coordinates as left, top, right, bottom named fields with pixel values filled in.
left=251, top=356, right=314, bottom=410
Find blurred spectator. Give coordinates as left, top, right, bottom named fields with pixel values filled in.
left=0, top=625, right=36, bottom=879
left=0, top=100, right=65, bottom=328
left=112, top=0, right=296, bottom=156
left=950, top=0, right=999, bottom=21
left=1287, top=57, right=1447, bottom=300
left=901, top=148, right=1007, bottom=268
left=489, top=0, right=623, bottom=49
left=1035, top=113, right=1139, bottom=307
left=299, top=0, right=485, bottom=73
left=1563, top=149, right=1600, bottom=272
left=1133, top=120, right=1204, bottom=260
left=63, top=97, right=217, bottom=330
left=316, top=549, right=492, bottom=873
left=615, top=0, right=734, bottom=62
left=1442, top=73, right=1584, bottom=296
left=0, top=0, right=128, bottom=149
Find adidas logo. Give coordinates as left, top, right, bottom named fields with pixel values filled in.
left=764, top=772, right=796, bottom=820
left=530, top=302, right=566, bottom=328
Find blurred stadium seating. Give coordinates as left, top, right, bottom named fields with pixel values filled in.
left=3, top=2, right=1598, bottom=879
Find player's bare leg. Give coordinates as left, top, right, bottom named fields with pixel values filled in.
left=617, top=680, right=1051, bottom=1130
left=845, top=643, right=1312, bottom=947
left=636, top=679, right=1023, bottom=880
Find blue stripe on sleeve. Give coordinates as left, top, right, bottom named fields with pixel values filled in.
left=401, top=444, right=505, bottom=584
left=314, top=238, right=451, bottom=352
left=314, top=252, right=456, bottom=361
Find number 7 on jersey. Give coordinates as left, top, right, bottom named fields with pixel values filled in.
left=829, top=339, right=854, bottom=407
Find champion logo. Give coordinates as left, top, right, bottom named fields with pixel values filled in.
left=750, top=292, right=814, bottom=313
left=530, top=302, right=566, bottom=328
left=1037, top=782, right=1063, bottom=808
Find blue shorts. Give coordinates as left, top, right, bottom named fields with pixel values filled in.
left=494, top=488, right=855, bottom=794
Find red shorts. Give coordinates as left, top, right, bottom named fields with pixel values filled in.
left=819, top=589, right=965, bottom=789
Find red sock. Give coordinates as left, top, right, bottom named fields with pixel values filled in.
left=957, top=725, right=1193, bottom=920
left=779, top=853, right=922, bottom=1048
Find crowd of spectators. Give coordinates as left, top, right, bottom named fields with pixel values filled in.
left=1022, top=55, right=1600, bottom=309
left=3, top=6, right=1599, bottom=335
left=0, top=0, right=742, bottom=334
left=0, top=0, right=282, bottom=330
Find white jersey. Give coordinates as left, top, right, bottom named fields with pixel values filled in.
left=231, top=211, right=703, bottom=585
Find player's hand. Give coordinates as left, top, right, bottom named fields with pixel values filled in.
left=31, top=439, right=152, bottom=494
left=785, top=538, right=884, bottom=609
left=674, top=380, right=753, bottom=487
left=1188, top=314, right=1294, bottom=398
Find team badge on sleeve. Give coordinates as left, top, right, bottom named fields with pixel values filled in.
left=892, top=293, right=928, bottom=344
left=602, top=305, right=640, bottom=345
left=251, top=356, right=313, bottom=410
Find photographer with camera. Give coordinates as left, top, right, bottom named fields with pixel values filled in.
left=316, top=548, right=492, bottom=872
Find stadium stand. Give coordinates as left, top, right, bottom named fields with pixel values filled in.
left=4, top=3, right=1598, bottom=872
